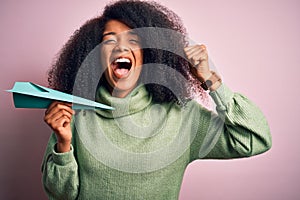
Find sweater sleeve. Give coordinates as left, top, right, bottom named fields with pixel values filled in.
left=41, top=133, right=79, bottom=200
left=190, top=83, right=272, bottom=161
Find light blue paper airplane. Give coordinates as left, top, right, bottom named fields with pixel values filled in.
left=7, top=82, right=114, bottom=110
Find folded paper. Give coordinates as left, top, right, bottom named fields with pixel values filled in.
left=7, top=82, right=114, bottom=110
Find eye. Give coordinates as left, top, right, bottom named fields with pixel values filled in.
left=103, top=39, right=117, bottom=44
left=129, top=39, right=140, bottom=45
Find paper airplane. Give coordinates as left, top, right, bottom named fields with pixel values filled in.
left=7, top=82, right=114, bottom=110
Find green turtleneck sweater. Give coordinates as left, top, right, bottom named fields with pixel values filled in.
left=41, top=84, right=271, bottom=200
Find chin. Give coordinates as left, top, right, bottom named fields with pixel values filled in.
left=113, top=81, right=137, bottom=93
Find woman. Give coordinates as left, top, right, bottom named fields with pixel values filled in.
left=42, top=1, right=272, bottom=199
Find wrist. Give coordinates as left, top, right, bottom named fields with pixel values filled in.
left=56, top=141, right=71, bottom=153
left=209, top=80, right=222, bottom=91
left=200, top=71, right=222, bottom=91
left=195, top=71, right=212, bottom=83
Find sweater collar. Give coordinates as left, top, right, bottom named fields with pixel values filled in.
left=95, top=84, right=152, bottom=118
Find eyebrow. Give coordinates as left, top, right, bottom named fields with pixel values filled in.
left=102, top=32, right=115, bottom=37
left=102, top=31, right=138, bottom=37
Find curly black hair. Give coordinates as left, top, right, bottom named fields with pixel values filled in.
left=48, top=0, right=208, bottom=105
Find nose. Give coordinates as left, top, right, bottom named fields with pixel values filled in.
left=113, top=42, right=130, bottom=52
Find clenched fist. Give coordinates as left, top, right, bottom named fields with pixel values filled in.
left=184, top=44, right=221, bottom=91
left=44, top=101, right=75, bottom=153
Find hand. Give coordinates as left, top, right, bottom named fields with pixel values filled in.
left=44, top=101, right=75, bottom=153
left=184, top=44, right=212, bottom=81
left=184, top=44, right=221, bottom=91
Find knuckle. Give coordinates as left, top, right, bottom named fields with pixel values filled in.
left=45, top=119, right=51, bottom=124
left=52, top=124, right=59, bottom=130
left=64, top=116, right=70, bottom=121
left=64, top=110, right=71, bottom=116
left=56, top=103, right=65, bottom=109
left=57, top=127, right=64, bottom=132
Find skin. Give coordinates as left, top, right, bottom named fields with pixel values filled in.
left=184, top=44, right=221, bottom=91
left=44, top=102, right=74, bottom=153
left=44, top=20, right=221, bottom=153
left=101, top=20, right=143, bottom=98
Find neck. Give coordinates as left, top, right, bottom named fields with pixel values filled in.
left=95, top=83, right=152, bottom=118
left=104, top=84, right=136, bottom=98
left=111, top=89, right=131, bottom=98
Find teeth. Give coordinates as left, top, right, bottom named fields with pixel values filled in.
left=115, top=58, right=131, bottom=63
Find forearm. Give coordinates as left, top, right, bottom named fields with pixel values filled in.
left=205, top=83, right=272, bottom=158
left=57, top=141, right=72, bottom=153
left=189, top=83, right=272, bottom=161
left=42, top=134, right=79, bottom=200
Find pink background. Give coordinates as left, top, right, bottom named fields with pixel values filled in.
left=0, top=0, right=299, bottom=199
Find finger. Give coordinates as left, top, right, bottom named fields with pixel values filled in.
left=184, top=45, right=200, bottom=51
left=45, top=113, right=71, bottom=130
left=45, top=101, right=59, bottom=114
left=45, top=103, right=75, bottom=119
left=53, top=110, right=73, bottom=122
left=189, top=50, right=208, bottom=62
left=44, top=106, right=74, bottom=124
left=185, top=47, right=207, bottom=60
left=56, top=115, right=71, bottom=128
left=184, top=44, right=206, bottom=54
left=186, top=48, right=203, bottom=60
left=45, top=109, right=72, bottom=123
left=45, top=109, right=73, bottom=124
left=187, top=46, right=208, bottom=58
left=184, top=46, right=201, bottom=56
left=53, top=104, right=75, bottom=116
left=46, top=101, right=72, bottom=114
left=187, top=52, right=207, bottom=67
left=50, top=116, right=71, bottom=133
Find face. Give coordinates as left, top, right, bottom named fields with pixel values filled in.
left=100, top=20, right=143, bottom=98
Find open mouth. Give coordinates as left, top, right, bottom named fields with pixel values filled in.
left=111, top=57, right=132, bottom=79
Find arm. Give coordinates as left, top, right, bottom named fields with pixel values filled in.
left=41, top=134, right=79, bottom=200
left=184, top=45, right=272, bottom=160
left=41, top=102, right=79, bottom=200
left=191, top=83, right=272, bottom=160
